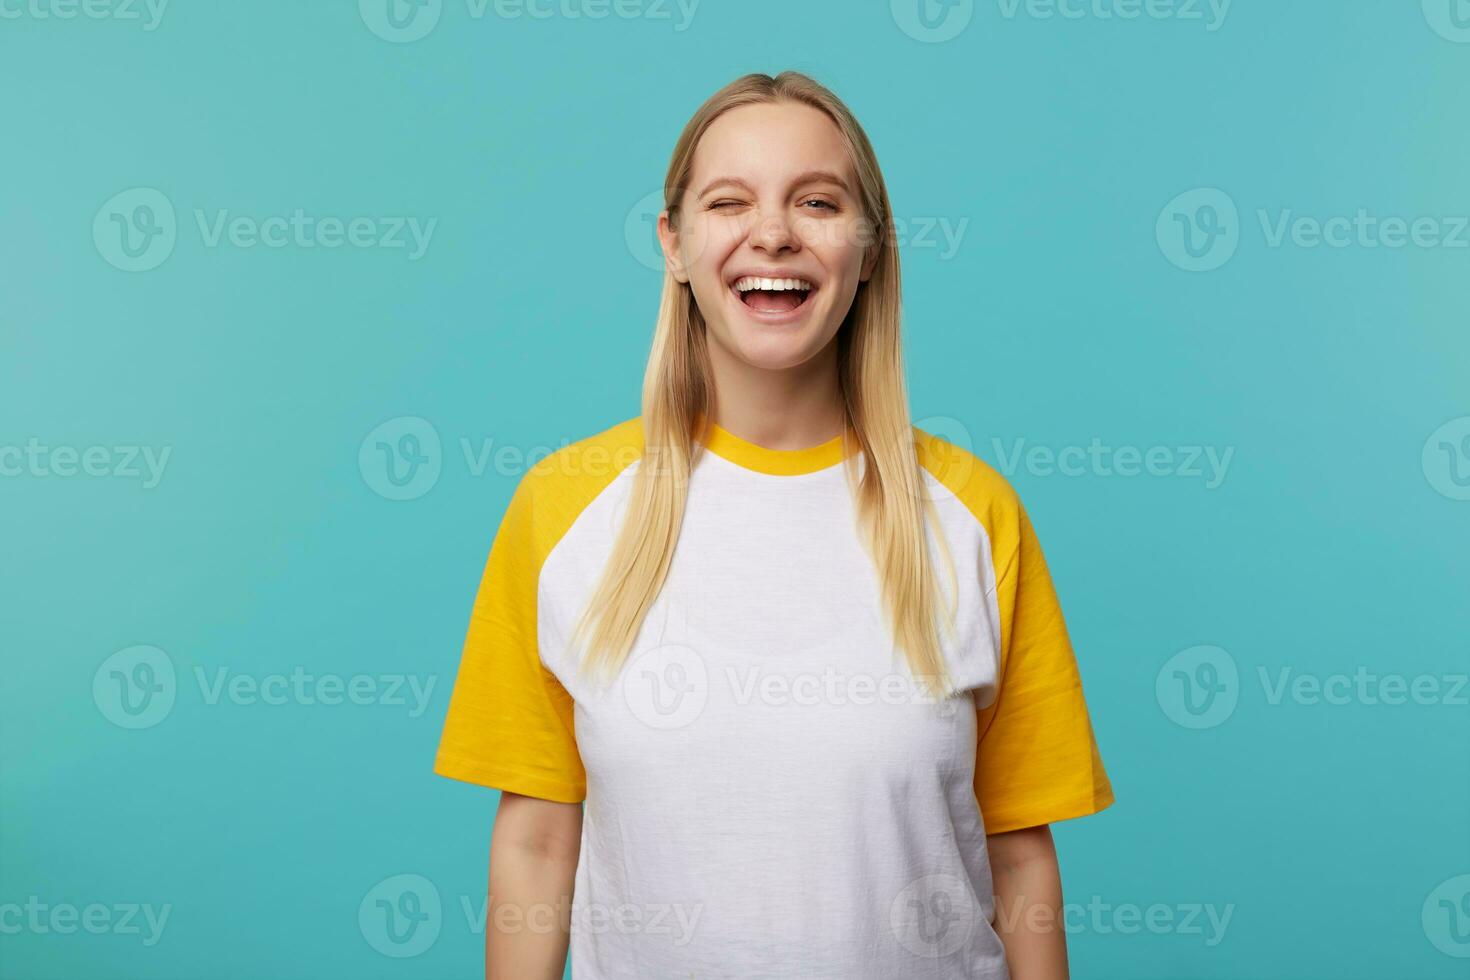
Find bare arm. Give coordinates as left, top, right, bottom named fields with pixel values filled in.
left=485, top=791, right=583, bottom=980
left=988, top=824, right=1069, bottom=980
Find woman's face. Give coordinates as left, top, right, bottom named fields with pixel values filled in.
left=659, top=101, right=877, bottom=372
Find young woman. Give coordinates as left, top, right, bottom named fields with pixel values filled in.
left=435, top=71, right=1115, bottom=980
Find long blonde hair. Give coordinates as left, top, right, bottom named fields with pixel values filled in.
left=570, top=70, right=959, bottom=698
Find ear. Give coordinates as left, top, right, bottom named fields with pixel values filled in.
left=657, top=210, right=690, bottom=283
left=859, top=243, right=879, bottom=283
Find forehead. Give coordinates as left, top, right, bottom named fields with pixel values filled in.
left=688, top=101, right=854, bottom=191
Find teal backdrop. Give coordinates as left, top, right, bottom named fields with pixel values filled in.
left=3, top=1, right=1468, bottom=977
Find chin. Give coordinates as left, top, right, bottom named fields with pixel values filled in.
left=717, top=322, right=835, bottom=371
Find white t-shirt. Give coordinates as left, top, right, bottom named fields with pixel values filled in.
left=435, top=415, right=1114, bottom=979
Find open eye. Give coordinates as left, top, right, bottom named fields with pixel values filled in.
left=800, top=198, right=838, bottom=212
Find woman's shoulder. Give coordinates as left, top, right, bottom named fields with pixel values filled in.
left=510, top=414, right=644, bottom=522
left=911, top=422, right=1021, bottom=519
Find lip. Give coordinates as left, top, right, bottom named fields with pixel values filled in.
left=726, top=268, right=820, bottom=326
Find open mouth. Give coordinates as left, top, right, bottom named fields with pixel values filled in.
left=731, top=275, right=815, bottom=315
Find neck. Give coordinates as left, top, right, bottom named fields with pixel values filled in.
left=703, top=335, right=845, bottom=450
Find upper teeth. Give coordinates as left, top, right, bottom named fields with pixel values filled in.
left=734, top=276, right=812, bottom=293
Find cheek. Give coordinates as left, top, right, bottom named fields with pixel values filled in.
left=685, top=221, right=742, bottom=288
left=795, top=218, right=870, bottom=279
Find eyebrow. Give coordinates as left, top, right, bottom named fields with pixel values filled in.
left=696, top=170, right=852, bottom=198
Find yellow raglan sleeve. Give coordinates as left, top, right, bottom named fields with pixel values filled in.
left=433, top=473, right=586, bottom=803
left=974, top=502, right=1114, bottom=835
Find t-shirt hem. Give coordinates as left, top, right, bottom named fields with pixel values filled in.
left=433, top=754, right=586, bottom=804
left=981, top=784, right=1116, bottom=836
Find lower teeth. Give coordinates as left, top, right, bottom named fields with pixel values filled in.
left=741, top=290, right=809, bottom=310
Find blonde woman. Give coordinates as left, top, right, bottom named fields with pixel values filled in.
left=435, top=70, right=1115, bottom=980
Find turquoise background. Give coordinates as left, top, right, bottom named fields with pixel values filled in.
left=3, top=1, right=1468, bottom=977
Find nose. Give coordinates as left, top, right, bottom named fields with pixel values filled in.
left=747, top=205, right=799, bottom=254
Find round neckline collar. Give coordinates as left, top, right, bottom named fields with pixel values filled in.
left=695, top=414, right=852, bottom=476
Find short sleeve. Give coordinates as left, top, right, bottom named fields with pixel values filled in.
left=974, top=503, right=1114, bottom=835
left=433, top=474, right=586, bottom=803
